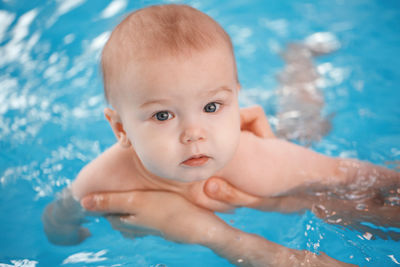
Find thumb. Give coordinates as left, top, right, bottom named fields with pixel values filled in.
left=204, top=177, right=262, bottom=207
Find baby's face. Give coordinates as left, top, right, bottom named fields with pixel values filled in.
left=115, top=45, right=241, bottom=182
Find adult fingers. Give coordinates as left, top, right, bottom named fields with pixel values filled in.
left=81, top=191, right=143, bottom=214
left=184, top=180, right=235, bottom=212
left=204, top=177, right=262, bottom=207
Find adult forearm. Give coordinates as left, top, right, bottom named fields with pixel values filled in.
left=202, top=224, right=354, bottom=267
left=202, top=224, right=280, bottom=266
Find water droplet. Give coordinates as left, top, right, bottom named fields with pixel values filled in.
left=363, top=232, right=373, bottom=240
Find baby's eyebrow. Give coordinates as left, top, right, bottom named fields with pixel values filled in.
left=140, top=87, right=233, bottom=108
left=139, top=99, right=170, bottom=109
left=207, top=86, right=233, bottom=97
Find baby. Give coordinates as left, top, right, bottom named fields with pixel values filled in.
left=43, top=4, right=398, bottom=251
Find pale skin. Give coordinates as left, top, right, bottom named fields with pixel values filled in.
left=82, top=190, right=355, bottom=267
left=71, top=45, right=351, bottom=201
left=43, top=44, right=399, bottom=265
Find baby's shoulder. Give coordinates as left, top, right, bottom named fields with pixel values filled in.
left=71, top=144, right=140, bottom=199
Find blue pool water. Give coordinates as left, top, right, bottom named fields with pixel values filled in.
left=1, top=0, right=399, bottom=266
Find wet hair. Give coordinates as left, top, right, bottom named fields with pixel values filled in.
left=101, top=4, right=236, bottom=104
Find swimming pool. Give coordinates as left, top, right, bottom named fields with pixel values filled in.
left=1, top=0, right=399, bottom=266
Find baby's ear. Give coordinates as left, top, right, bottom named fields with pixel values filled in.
left=104, top=108, right=131, bottom=148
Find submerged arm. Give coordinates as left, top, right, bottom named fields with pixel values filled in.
left=42, top=143, right=144, bottom=246
left=42, top=187, right=91, bottom=245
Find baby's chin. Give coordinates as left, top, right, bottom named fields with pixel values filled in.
left=167, top=171, right=213, bottom=183
left=144, top=158, right=226, bottom=183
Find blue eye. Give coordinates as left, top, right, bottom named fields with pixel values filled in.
left=204, top=102, right=221, bottom=113
left=154, top=111, right=172, bottom=121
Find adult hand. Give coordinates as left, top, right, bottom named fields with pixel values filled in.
left=80, top=189, right=355, bottom=267
left=81, top=190, right=229, bottom=245
left=160, top=176, right=263, bottom=212
left=191, top=177, right=264, bottom=211
left=203, top=177, right=312, bottom=213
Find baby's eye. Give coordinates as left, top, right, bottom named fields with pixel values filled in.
left=204, top=102, right=221, bottom=113
left=153, top=111, right=173, bottom=121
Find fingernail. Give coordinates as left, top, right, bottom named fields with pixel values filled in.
left=81, top=196, right=95, bottom=210
left=207, top=181, right=219, bottom=194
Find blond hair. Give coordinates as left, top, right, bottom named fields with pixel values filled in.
left=101, top=4, right=236, bottom=104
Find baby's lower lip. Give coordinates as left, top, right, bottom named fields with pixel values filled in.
left=181, top=156, right=210, bottom=167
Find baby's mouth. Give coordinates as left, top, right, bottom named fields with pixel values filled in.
left=181, top=155, right=210, bottom=167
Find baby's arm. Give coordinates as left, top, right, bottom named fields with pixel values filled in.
left=42, top=187, right=90, bottom=245
left=42, top=143, right=144, bottom=245
left=71, top=143, right=145, bottom=199
left=220, top=131, right=399, bottom=197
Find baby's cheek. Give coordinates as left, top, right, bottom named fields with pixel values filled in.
left=137, top=140, right=177, bottom=177
left=213, top=131, right=237, bottom=164
left=218, top=124, right=240, bottom=162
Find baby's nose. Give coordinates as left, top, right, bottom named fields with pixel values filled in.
left=180, top=126, right=206, bottom=144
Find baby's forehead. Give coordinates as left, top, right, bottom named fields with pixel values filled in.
left=110, top=49, right=237, bottom=110
left=106, top=41, right=234, bottom=90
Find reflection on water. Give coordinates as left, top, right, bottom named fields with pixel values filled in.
left=275, top=32, right=340, bottom=145
left=0, top=0, right=114, bottom=199
left=62, top=249, right=108, bottom=264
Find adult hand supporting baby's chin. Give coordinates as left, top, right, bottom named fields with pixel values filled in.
left=203, top=177, right=262, bottom=208
left=78, top=179, right=264, bottom=245
left=171, top=176, right=263, bottom=212
left=80, top=190, right=229, bottom=244
left=79, top=177, right=262, bottom=214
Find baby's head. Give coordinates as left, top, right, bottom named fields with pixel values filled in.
left=102, top=4, right=241, bottom=182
